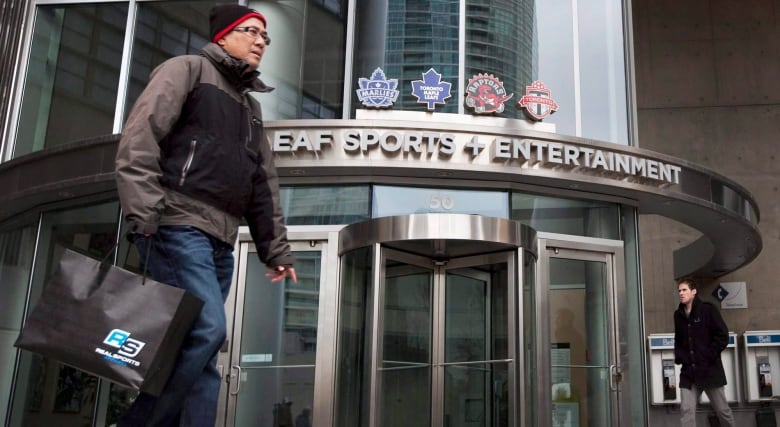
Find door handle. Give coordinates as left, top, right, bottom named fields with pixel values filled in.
left=609, top=364, right=621, bottom=391
left=230, top=365, right=243, bottom=396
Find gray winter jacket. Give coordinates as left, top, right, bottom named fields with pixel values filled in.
left=116, top=43, right=293, bottom=267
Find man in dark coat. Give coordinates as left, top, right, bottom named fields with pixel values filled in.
left=674, top=277, right=734, bottom=426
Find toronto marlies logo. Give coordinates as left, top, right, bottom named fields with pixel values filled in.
left=518, top=80, right=559, bottom=121
left=411, top=68, right=452, bottom=111
left=356, top=67, right=399, bottom=108
left=465, top=73, right=514, bottom=114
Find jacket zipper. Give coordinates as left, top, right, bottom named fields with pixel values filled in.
left=179, top=138, right=197, bottom=186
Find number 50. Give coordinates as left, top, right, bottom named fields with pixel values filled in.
left=430, top=194, right=454, bottom=210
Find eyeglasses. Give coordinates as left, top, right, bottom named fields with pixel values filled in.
left=232, top=26, right=271, bottom=45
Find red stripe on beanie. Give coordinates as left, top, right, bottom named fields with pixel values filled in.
left=211, top=12, right=267, bottom=43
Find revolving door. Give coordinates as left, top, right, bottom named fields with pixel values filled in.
left=334, top=214, right=536, bottom=427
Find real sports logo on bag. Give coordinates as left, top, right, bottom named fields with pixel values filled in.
left=95, top=328, right=146, bottom=367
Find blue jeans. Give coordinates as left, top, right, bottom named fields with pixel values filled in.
left=119, top=226, right=234, bottom=427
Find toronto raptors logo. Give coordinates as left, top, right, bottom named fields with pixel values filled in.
left=464, top=74, right=513, bottom=114
left=518, top=80, right=558, bottom=121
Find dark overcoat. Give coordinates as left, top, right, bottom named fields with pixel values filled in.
left=674, top=296, right=729, bottom=389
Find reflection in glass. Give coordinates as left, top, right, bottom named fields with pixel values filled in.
left=511, top=193, right=619, bottom=239
left=15, top=4, right=128, bottom=157
left=353, top=0, right=459, bottom=113
left=373, top=185, right=508, bottom=219
left=8, top=201, right=120, bottom=427
left=444, top=264, right=509, bottom=427
left=334, top=247, right=373, bottom=427
left=124, top=1, right=216, bottom=120
left=548, top=257, right=610, bottom=427
left=234, top=251, right=321, bottom=426
left=250, top=1, right=347, bottom=119
left=380, top=261, right=432, bottom=427
left=535, top=0, right=628, bottom=143
left=280, top=185, right=370, bottom=225
left=0, top=225, right=37, bottom=424
left=465, top=0, right=535, bottom=120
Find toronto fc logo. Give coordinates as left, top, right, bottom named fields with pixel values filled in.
left=518, top=80, right=558, bottom=121
left=464, top=74, right=513, bottom=114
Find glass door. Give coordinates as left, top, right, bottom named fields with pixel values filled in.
left=536, top=237, right=626, bottom=427
left=223, top=238, right=332, bottom=427
left=372, top=248, right=516, bottom=427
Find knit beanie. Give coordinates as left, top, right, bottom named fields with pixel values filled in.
left=210, top=4, right=267, bottom=43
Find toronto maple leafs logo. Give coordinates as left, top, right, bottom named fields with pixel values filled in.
left=518, top=80, right=559, bottom=121
left=465, top=73, right=514, bottom=114
left=411, top=68, right=452, bottom=111
left=356, top=67, right=399, bottom=108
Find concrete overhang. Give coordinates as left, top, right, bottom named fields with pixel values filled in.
left=0, top=112, right=761, bottom=278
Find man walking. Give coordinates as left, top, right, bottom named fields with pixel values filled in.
left=115, top=4, right=296, bottom=426
left=674, top=277, right=734, bottom=427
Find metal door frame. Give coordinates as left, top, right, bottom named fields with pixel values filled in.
left=535, top=232, right=627, bottom=427
left=220, top=226, right=342, bottom=427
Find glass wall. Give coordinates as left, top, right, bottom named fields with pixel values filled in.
left=465, top=0, right=535, bottom=120
left=249, top=0, right=348, bottom=119
left=350, top=0, right=629, bottom=143
left=280, top=185, right=370, bottom=225
left=0, top=225, right=38, bottom=424
left=13, top=3, right=128, bottom=158
left=354, top=0, right=460, bottom=113
left=9, top=0, right=629, bottom=159
left=123, top=1, right=218, bottom=121
left=7, top=202, right=119, bottom=427
left=511, top=193, right=620, bottom=239
left=534, top=0, right=628, bottom=142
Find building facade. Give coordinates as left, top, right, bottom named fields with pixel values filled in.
left=0, top=1, right=775, bottom=426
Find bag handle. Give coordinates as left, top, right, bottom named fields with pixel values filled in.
left=103, top=236, right=153, bottom=285
left=140, top=237, right=152, bottom=285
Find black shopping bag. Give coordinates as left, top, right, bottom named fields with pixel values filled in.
left=15, top=248, right=204, bottom=396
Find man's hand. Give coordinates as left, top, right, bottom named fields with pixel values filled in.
left=266, top=265, right=297, bottom=283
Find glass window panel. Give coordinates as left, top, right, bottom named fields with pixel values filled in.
left=353, top=0, right=459, bottom=114
left=249, top=1, right=347, bottom=119
left=14, top=3, right=128, bottom=158
left=124, top=1, right=217, bottom=121
left=334, top=247, right=373, bottom=427
left=535, top=0, right=628, bottom=144
left=381, top=261, right=432, bottom=427
left=465, top=0, right=535, bottom=120
left=548, top=258, right=611, bottom=426
left=578, top=0, right=628, bottom=144
left=234, top=250, right=320, bottom=426
left=280, top=185, right=370, bottom=225
left=444, top=263, right=509, bottom=427
left=511, top=193, right=619, bottom=239
left=8, top=201, right=120, bottom=427
left=373, top=185, right=508, bottom=218
left=0, top=224, right=37, bottom=424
